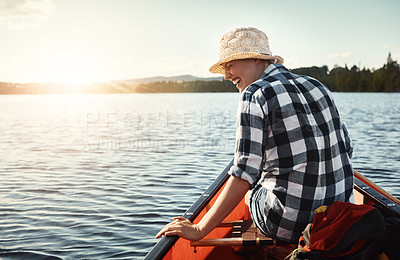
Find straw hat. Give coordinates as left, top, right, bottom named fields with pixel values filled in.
left=209, top=27, right=284, bottom=74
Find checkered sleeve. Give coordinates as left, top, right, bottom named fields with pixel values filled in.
left=326, top=89, right=353, bottom=158
left=228, top=92, right=266, bottom=188
left=342, top=122, right=354, bottom=157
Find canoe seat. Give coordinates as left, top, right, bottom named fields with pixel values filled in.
left=190, top=219, right=287, bottom=247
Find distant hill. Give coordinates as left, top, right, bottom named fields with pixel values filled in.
left=0, top=74, right=228, bottom=94
left=111, top=75, right=223, bottom=85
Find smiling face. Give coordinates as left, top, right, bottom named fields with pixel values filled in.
left=223, top=59, right=267, bottom=93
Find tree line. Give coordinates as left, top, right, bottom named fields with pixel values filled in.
left=291, top=56, right=400, bottom=92
left=136, top=54, right=400, bottom=93
left=134, top=79, right=237, bottom=93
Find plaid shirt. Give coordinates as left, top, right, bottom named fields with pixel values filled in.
left=228, top=64, right=354, bottom=243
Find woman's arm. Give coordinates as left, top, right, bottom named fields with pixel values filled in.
left=155, top=175, right=250, bottom=240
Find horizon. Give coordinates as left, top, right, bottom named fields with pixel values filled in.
left=0, top=60, right=394, bottom=85
left=0, top=0, right=399, bottom=84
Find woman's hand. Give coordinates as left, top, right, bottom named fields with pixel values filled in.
left=155, top=216, right=203, bottom=241
left=155, top=176, right=250, bottom=241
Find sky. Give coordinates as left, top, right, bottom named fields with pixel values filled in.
left=0, top=0, right=399, bottom=84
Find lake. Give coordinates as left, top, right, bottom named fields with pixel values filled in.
left=0, top=92, right=399, bottom=259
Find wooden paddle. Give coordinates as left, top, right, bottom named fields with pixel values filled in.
left=354, top=169, right=400, bottom=205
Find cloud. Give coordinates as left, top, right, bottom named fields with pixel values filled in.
left=0, top=0, right=55, bottom=29
left=327, top=51, right=353, bottom=59
left=0, top=0, right=54, bottom=17
left=341, top=51, right=352, bottom=58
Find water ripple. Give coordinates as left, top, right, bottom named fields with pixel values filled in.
left=0, top=93, right=399, bottom=259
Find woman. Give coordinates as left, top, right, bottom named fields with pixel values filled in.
left=156, top=27, right=353, bottom=243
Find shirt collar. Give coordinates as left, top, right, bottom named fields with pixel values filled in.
left=259, top=63, right=287, bottom=79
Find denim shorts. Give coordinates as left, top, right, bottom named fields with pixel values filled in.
left=249, top=184, right=273, bottom=237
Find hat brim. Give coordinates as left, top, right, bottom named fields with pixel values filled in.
left=209, top=52, right=284, bottom=74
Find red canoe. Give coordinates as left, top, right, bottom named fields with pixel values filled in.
left=145, top=160, right=400, bottom=260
